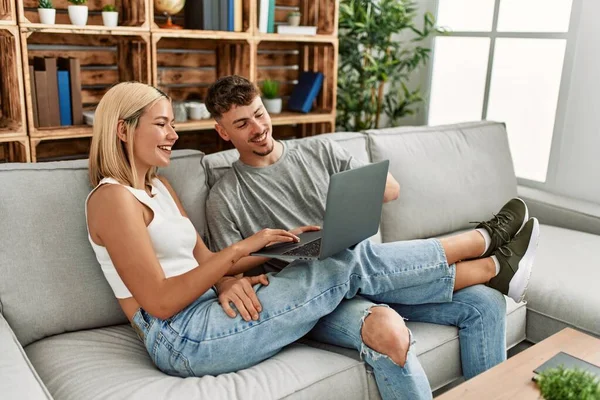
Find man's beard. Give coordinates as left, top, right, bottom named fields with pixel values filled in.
left=252, top=138, right=274, bottom=157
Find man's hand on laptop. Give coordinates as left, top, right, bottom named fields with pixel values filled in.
left=289, top=225, right=321, bottom=236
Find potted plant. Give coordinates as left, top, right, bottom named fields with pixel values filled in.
left=287, top=11, right=301, bottom=26
left=67, top=0, right=88, bottom=26
left=102, top=4, right=118, bottom=27
left=261, top=79, right=282, bottom=114
left=37, top=0, right=56, bottom=25
left=536, top=366, right=600, bottom=399
left=337, top=0, right=440, bottom=131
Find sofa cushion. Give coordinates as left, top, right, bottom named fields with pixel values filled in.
left=526, top=224, right=600, bottom=343
left=204, top=132, right=369, bottom=188
left=25, top=325, right=374, bottom=400
left=366, top=121, right=518, bottom=242
left=0, top=314, right=51, bottom=400
left=303, top=296, right=526, bottom=392
left=0, top=150, right=207, bottom=346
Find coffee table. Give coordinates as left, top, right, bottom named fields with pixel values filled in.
left=436, top=328, right=600, bottom=399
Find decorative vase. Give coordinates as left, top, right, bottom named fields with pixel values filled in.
left=288, top=15, right=301, bottom=26
left=68, top=5, right=88, bottom=26
left=38, top=8, right=56, bottom=25
left=102, top=11, right=119, bottom=27
left=263, top=98, right=282, bottom=114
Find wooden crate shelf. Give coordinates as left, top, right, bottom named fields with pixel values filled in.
left=151, top=0, right=252, bottom=33
left=0, top=0, right=16, bottom=25
left=30, top=135, right=90, bottom=162
left=0, top=26, right=26, bottom=138
left=0, top=0, right=340, bottom=162
left=21, top=28, right=151, bottom=138
left=0, top=135, right=30, bottom=162
left=269, top=0, right=338, bottom=36
left=256, top=40, right=337, bottom=114
left=152, top=33, right=252, bottom=106
left=18, top=0, right=148, bottom=28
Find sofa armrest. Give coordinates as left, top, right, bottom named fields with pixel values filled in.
left=0, top=313, right=52, bottom=399
left=518, top=185, right=600, bottom=235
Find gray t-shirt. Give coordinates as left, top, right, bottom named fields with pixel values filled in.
left=206, top=138, right=365, bottom=252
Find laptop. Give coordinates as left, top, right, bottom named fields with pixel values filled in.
left=251, top=160, right=389, bottom=261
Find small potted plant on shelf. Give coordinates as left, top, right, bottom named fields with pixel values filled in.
left=102, top=4, right=118, bottom=27
left=287, top=11, right=301, bottom=26
left=261, top=79, right=282, bottom=114
left=37, top=0, right=56, bottom=25
left=67, top=0, right=88, bottom=26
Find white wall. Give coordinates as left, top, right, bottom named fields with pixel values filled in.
left=548, top=0, right=600, bottom=203
left=381, top=0, right=437, bottom=127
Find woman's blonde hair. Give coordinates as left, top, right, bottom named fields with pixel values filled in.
left=89, top=81, right=169, bottom=188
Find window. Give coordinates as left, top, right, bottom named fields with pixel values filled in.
left=428, top=0, right=574, bottom=182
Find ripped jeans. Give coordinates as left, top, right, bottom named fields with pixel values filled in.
left=131, top=239, right=495, bottom=399
left=310, top=284, right=507, bottom=400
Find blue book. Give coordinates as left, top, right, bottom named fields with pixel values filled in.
left=202, top=0, right=213, bottom=30
left=219, top=0, right=228, bottom=31
left=288, top=72, right=324, bottom=113
left=227, top=0, right=234, bottom=31
left=57, top=70, right=72, bottom=126
left=267, top=0, right=275, bottom=33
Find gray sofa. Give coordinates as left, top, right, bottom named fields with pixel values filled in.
left=1, top=121, right=598, bottom=399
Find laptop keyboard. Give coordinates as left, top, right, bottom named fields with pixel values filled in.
left=282, top=238, right=322, bottom=258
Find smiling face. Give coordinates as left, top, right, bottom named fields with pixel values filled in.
left=122, top=97, right=178, bottom=174
left=214, top=96, right=277, bottom=164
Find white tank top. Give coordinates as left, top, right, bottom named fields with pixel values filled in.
left=85, top=177, right=198, bottom=299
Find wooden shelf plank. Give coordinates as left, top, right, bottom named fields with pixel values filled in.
left=151, top=29, right=252, bottom=40
left=20, top=24, right=149, bottom=35
left=255, top=33, right=337, bottom=43
left=173, top=111, right=333, bottom=133
left=29, top=126, right=93, bottom=140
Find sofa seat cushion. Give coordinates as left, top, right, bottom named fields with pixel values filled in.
left=25, top=325, right=374, bottom=400
left=302, top=297, right=526, bottom=392
left=526, top=224, right=600, bottom=343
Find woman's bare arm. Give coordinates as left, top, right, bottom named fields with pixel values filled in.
left=88, top=182, right=297, bottom=320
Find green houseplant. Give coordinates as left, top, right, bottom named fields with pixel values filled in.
left=37, top=0, right=56, bottom=24
left=102, top=4, right=119, bottom=27
left=67, top=0, right=88, bottom=26
left=337, top=0, right=439, bottom=131
left=536, top=366, right=600, bottom=400
left=261, top=79, right=282, bottom=114
left=287, top=11, right=301, bottom=26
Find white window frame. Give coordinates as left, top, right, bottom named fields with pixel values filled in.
left=424, top=0, right=583, bottom=189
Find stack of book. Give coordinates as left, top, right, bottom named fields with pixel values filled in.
left=29, top=57, right=83, bottom=128
left=184, top=0, right=243, bottom=31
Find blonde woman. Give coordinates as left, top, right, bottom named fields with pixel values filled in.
left=86, top=82, right=538, bottom=400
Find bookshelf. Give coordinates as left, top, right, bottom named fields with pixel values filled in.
left=0, top=25, right=29, bottom=162
left=10, top=0, right=339, bottom=162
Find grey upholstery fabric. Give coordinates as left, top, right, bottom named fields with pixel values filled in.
left=525, top=224, right=600, bottom=343
left=25, top=325, right=372, bottom=400
left=366, top=121, right=518, bottom=242
left=0, top=314, right=51, bottom=400
left=303, top=296, right=526, bottom=392
left=519, top=185, right=600, bottom=236
left=0, top=151, right=206, bottom=346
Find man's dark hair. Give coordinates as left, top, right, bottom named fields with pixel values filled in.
left=205, top=75, right=260, bottom=120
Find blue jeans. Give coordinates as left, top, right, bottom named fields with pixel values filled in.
left=310, top=285, right=506, bottom=399
left=131, top=239, right=493, bottom=399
